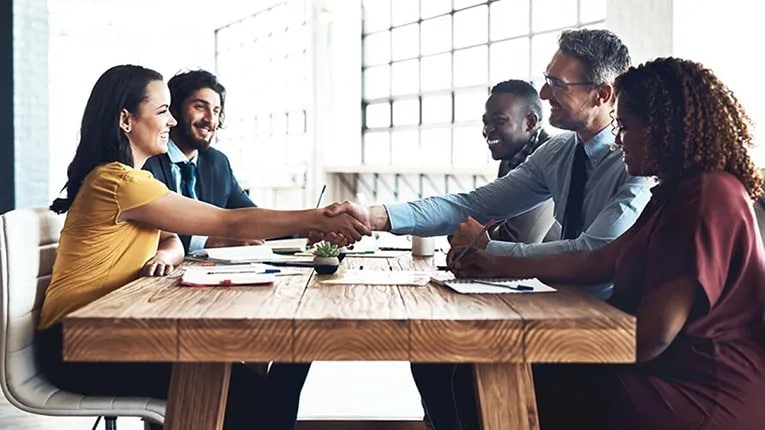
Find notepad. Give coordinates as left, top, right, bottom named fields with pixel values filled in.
left=184, top=263, right=302, bottom=276
left=179, top=270, right=276, bottom=287
left=321, top=270, right=433, bottom=286
left=188, top=245, right=314, bottom=266
left=265, top=238, right=308, bottom=254
left=430, top=275, right=556, bottom=294
left=375, top=232, right=413, bottom=250
left=296, top=249, right=408, bottom=258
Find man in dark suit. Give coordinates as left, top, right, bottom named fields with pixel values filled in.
left=144, top=69, right=261, bottom=253
left=145, top=69, right=309, bottom=430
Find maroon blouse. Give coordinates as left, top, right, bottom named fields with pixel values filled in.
left=607, top=171, right=765, bottom=429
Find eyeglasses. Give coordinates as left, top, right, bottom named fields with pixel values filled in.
left=543, top=74, right=594, bottom=92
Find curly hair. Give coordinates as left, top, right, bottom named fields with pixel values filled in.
left=614, top=57, right=763, bottom=200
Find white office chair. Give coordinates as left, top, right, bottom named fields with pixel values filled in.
left=0, top=207, right=164, bottom=429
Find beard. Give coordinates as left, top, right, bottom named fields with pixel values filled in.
left=175, top=120, right=214, bottom=151
left=549, top=99, right=593, bottom=132
left=549, top=110, right=588, bottom=132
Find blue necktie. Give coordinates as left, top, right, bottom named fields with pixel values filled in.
left=177, top=162, right=197, bottom=199
left=562, top=143, right=587, bottom=239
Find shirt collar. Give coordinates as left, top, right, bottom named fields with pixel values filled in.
left=578, top=125, right=616, bottom=167
left=167, top=139, right=198, bottom=165
left=504, top=128, right=546, bottom=170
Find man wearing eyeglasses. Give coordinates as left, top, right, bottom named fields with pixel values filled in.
left=321, top=28, right=653, bottom=430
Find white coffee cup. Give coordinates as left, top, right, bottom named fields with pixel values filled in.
left=411, top=236, right=435, bottom=257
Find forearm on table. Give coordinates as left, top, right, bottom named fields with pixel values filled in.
left=493, top=250, right=612, bottom=285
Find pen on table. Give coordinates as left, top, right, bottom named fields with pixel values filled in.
left=315, top=184, right=327, bottom=208
left=473, top=280, right=534, bottom=291
left=205, top=268, right=280, bottom=275
left=448, top=219, right=495, bottom=269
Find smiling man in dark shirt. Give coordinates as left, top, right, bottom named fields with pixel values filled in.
left=482, top=79, right=556, bottom=243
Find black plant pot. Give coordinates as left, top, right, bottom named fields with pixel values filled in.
left=313, top=256, right=340, bottom=274
left=314, top=264, right=339, bottom=275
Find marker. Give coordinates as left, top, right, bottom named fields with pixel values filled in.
left=316, top=185, right=327, bottom=208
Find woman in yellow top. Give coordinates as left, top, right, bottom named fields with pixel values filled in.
left=38, top=64, right=370, bottom=430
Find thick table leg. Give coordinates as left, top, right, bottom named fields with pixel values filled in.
left=473, top=363, right=539, bottom=430
left=165, top=362, right=232, bottom=430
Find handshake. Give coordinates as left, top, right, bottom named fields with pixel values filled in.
left=310, top=201, right=386, bottom=247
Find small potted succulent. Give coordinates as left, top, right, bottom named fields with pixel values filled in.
left=312, top=241, right=341, bottom=274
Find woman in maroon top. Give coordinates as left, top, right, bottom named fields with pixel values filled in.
left=452, top=57, right=765, bottom=430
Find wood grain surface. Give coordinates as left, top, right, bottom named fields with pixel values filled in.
left=474, top=363, right=538, bottom=430
left=179, top=268, right=311, bottom=362
left=294, top=258, right=409, bottom=361
left=164, top=362, right=231, bottom=430
left=63, top=254, right=635, bottom=430
left=64, top=255, right=635, bottom=365
left=500, top=286, right=635, bottom=362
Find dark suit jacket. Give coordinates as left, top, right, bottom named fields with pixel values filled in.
left=143, top=147, right=255, bottom=251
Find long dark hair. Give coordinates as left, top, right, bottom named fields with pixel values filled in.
left=50, top=65, right=164, bottom=213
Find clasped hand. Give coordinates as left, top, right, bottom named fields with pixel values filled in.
left=310, top=201, right=372, bottom=247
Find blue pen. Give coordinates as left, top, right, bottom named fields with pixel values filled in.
left=473, top=280, right=534, bottom=291
left=206, top=268, right=280, bottom=275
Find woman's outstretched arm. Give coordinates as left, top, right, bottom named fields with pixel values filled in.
left=119, top=192, right=371, bottom=245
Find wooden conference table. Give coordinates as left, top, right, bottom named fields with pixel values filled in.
left=62, top=254, right=635, bottom=430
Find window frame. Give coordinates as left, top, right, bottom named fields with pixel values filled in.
left=361, top=0, right=606, bottom=168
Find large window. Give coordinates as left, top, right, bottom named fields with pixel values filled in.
left=361, top=0, right=606, bottom=169
left=215, top=0, right=310, bottom=193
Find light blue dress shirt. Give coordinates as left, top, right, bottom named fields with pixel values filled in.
left=166, top=140, right=207, bottom=252
left=384, top=126, right=653, bottom=298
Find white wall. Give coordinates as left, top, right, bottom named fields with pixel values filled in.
left=672, top=0, right=764, bottom=164
left=311, top=0, right=363, bottom=202
left=607, top=0, right=673, bottom=65
left=608, top=0, right=764, bottom=166
left=46, top=0, right=270, bottom=200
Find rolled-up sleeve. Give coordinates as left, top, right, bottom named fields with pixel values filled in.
left=486, top=175, right=652, bottom=257
left=386, top=156, right=552, bottom=236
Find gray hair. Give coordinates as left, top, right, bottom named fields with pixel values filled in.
left=558, top=29, right=631, bottom=85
